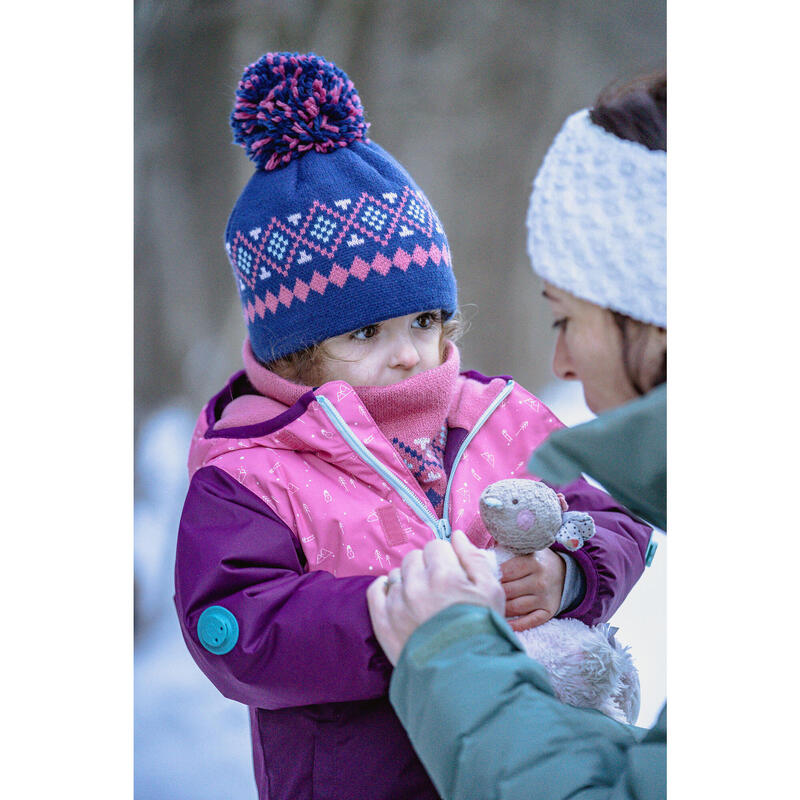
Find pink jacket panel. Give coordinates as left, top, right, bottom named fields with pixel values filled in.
left=188, top=374, right=563, bottom=579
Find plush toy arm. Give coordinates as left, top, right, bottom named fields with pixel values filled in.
left=562, top=511, right=596, bottom=538
left=556, top=512, right=596, bottom=551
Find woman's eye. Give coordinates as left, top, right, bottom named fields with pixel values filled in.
left=352, top=324, right=379, bottom=340
left=552, top=317, right=568, bottom=332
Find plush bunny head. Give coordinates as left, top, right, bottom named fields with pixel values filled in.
left=479, top=478, right=595, bottom=556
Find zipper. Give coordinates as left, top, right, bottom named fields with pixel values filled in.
left=440, top=380, right=515, bottom=533
left=315, top=394, right=442, bottom=537
left=315, top=379, right=514, bottom=541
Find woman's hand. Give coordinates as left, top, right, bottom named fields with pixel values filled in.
left=367, top=530, right=505, bottom=666
left=499, top=548, right=565, bottom=631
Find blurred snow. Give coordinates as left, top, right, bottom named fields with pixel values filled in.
left=537, top=377, right=595, bottom=428
left=538, top=379, right=667, bottom=728
left=134, top=406, right=254, bottom=799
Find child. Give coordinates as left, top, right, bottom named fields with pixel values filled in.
left=174, top=52, right=652, bottom=800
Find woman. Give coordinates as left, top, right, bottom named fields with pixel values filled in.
left=367, top=72, right=667, bottom=800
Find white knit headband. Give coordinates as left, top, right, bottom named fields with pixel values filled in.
left=526, top=109, right=666, bottom=327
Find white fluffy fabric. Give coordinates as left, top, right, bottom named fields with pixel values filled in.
left=492, top=546, right=640, bottom=724
left=526, top=109, right=666, bottom=328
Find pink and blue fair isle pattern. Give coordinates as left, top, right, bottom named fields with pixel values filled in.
left=391, top=423, right=449, bottom=511
left=227, top=183, right=451, bottom=323
left=225, top=54, right=457, bottom=362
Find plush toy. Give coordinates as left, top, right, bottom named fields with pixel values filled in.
left=480, top=478, right=640, bottom=724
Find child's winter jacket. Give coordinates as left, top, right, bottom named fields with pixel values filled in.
left=174, top=368, right=652, bottom=800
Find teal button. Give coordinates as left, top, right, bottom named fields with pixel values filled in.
left=198, top=606, right=239, bottom=655
left=645, top=537, right=658, bottom=567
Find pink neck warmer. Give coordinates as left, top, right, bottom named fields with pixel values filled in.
left=242, top=339, right=460, bottom=513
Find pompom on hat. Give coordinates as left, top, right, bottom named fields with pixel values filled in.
left=225, top=52, right=457, bottom=364
left=526, top=109, right=666, bottom=328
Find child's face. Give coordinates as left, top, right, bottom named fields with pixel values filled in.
left=317, top=310, right=444, bottom=386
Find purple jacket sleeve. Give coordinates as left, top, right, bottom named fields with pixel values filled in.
left=551, top=477, right=652, bottom=625
left=174, top=465, right=392, bottom=710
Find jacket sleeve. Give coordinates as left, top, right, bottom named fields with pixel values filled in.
left=389, top=604, right=666, bottom=800
left=552, top=477, right=652, bottom=625
left=174, top=464, right=392, bottom=710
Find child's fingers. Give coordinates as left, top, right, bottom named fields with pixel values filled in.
left=507, top=608, right=553, bottom=631
left=501, top=574, right=541, bottom=600
left=504, top=594, right=540, bottom=618
left=499, top=552, right=542, bottom=583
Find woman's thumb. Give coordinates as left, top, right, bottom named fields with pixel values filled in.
left=451, top=529, right=498, bottom=586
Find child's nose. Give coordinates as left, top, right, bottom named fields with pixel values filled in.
left=389, top=336, right=421, bottom=369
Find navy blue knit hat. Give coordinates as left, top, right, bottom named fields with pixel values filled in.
left=225, top=52, right=458, bottom=364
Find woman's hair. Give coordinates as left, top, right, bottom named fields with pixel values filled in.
left=590, top=70, right=666, bottom=153
left=610, top=311, right=666, bottom=394
left=266, top=310, right=466, bottom=385
left=591, top=70, right=667, bottom=393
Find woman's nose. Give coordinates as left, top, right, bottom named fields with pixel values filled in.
left=552, top=334, right=576, bottom=381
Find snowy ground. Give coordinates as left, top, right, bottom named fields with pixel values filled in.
left=134, top=384, right=666, bottom=797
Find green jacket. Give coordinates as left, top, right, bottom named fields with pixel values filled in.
left=389, top=387, right=666, bottom=800
left=529, top=384, right=666, bottom=531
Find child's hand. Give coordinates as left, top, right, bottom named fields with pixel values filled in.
left=499, top=548, right=566, bottom=631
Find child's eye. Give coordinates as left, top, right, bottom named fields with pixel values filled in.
left=350, top=324, right=380, bottom=340
left=552, top=317, right=569, bottom=332
left=413, top=311, right=442, bottom=330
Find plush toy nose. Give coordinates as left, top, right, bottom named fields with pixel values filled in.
left=482, top=496, right=503, bottom=508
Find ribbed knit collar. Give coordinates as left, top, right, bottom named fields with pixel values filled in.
left=353, top=341, right=459, bottom=432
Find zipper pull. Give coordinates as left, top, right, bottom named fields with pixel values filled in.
left=437, top=518, right=451, bottom=540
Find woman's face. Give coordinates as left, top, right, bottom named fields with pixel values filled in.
left=541, top=282, right=645, bottom=414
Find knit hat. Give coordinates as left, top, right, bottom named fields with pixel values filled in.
left=526, top=109, right=666, bottom=328
left=225, top=52, right=458, bottom=364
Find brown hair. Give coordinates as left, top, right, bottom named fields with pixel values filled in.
left=610, top=311, right=666, bottom=394
left=265, top=311, right=465, bottom=386
left=590, top=70, right=666, bottom=153
left=592, top=70, right=667, bottom=394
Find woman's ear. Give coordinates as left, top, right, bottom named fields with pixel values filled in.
left=642, top=325, right=667, bottom=391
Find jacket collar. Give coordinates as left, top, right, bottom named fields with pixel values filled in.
left=528, top=384, right=666, bottom=531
